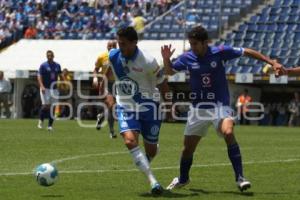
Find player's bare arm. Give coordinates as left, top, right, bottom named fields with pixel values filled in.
left=92, top=63, right=100, bottom=88
left=37, top=75, right=46, bottom=93
left=279, top=66, right=300, bottom=76
left=243, top=48, right=282, bottom=74
left=161, top=44, right=176, bottom=75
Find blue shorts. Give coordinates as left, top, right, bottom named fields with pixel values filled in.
left=116, top=104, right=162, bottom=144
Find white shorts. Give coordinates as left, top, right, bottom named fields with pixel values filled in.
left=40, top=89, right=59, bottom=105
left=184, top=106, right=235, bottom=137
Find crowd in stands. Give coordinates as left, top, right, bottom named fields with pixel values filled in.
left=0, top=0, right=181, bottom=48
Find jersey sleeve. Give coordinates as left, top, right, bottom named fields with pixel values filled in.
left=219, top=45, right=244, bottom=61
left=172, top=54, right=188, bottom=72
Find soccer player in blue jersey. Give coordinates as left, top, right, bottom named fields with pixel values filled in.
left=108, top=27, right=165, bottom=195
left=37, top=50, right=62, bottom=131
left=161, top=26, right=282, bottom=192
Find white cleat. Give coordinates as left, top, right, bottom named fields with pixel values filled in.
left=47, top=126, right=53, bottom=131
left=37, top=120, right=43, bottom=129
left=237, top=177, right=251, bottom=192
left=166, top=177, right=190, bottom=190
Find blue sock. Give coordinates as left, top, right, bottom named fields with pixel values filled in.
left=179, top=155, right=193, bottom=183
left=108, top=109, right=114, bottom=133
left=39, top=108, right=45, bottom=121
left=48, top=108, right=54, bottom=127
left=227, top=143, right=243, bottom=181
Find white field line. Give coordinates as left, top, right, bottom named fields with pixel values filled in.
left=0, top=155, right=299, bottom=176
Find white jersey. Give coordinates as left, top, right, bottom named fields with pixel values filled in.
left=108, top=48, right=164, bottom=111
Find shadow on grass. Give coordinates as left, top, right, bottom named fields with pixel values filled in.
left=139, top=190, right=199, bottom=198
left=190, top=188, right=254, bottom=197
left=41, top=194, right=64, bottom=198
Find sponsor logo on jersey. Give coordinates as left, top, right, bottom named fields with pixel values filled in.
left=132, top=66, right=143, bottom=72
left=117, top=77, right=139, bottom=95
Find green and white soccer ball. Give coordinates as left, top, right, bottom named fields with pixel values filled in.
left=35, top=163, right=58, bottom=186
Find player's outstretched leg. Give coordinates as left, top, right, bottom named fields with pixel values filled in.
left=124, top=131, right=163, bottom=195
left=222, top=118, right=251, bottom=192
left=167, top=135, right=201, bottom=190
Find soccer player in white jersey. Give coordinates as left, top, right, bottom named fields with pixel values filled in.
left=108, top=27, right=165, bottom=195
left=161, top=26, right=282, bottom=192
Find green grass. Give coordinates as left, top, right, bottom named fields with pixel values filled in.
left=0, top=119, right=300, bottom=200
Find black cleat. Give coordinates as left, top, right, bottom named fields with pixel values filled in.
left=96, top=113, right=104, bottom=130
left=151, top=183, right=164, bottom=195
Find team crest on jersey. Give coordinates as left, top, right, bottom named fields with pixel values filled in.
left=117, top=77, right=139, bottom=95
left=123, top=66, right=130, bottom=74
left=150, top=125, right=159, bottom=136
left=201, top=74, right=212, bottom=88
left=210, top=61, right=217, bottom=68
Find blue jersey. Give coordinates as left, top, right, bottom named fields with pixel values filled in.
left=172, top=45, right=244, bottom=108
left=38, top=61, right=61, bottom=89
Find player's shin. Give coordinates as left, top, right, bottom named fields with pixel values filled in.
left=227, top=143, right=244, bottom=181
left=179, top=154, right=193, bottom=183
left=130, top=146, right=158, bottom=186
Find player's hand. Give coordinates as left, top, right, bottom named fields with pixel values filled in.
left=161, top=44, right=175, bottom=60
left=276, top=66, right=288, bottom=76
left=40, top=86, right=46, bottom=94
left=271, top=62, right=283, bottom=77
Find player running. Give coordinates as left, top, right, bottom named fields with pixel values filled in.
left=161, top=25, right=282, bottom=192
left=93, top=40, right=117, bottom=138
left=107, top=27, right=165, bottom=195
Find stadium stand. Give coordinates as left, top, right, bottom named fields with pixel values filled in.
left=143, top=0, right=263, bottom=40
left=218, top=0, right=300, bottom=74
left=0, top=0, right=180, bottom=49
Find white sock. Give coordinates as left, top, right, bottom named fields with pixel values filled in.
left=130, top=146, right=157, bottom=186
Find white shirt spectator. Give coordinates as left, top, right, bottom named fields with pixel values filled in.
left=0, top=78, right=12, bottom=93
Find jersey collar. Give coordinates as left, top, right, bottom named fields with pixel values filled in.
left=120, top=47, right=139, bottom=63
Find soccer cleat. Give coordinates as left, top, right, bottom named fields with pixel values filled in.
left=37, top=120, right=43, bottom=129
left=166, top=177, right=190, bottom=190
left=151, top=183, right=163, bottom=195
left=236, top=177, right=251, bottom=192
left=96, top=113, right=104, bottom=130
left=47, top=126, right=53, bottom=131
left=110, top=132, right=117, bottom=139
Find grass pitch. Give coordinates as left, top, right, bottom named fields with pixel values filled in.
left=0, top=119, right=300, bottom=200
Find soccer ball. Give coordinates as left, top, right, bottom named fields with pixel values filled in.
left=35, top=163, right=58, bottom=186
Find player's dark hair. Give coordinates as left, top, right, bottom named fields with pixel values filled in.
left=117, top=27, right=138, bottom=42
left=46, top=50, right=54, bottom=55
left=187, top=26, right=209, bottom=42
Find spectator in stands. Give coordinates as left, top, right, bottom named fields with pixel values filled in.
left=236, top=89, right=252, bottom=125
left=186, top=9, right=200, bottom=26
left=132, top=11, right=146, bottom=40
left=276, top=103, right=287, bottom=126
left=288, top=92, right=300, bottom=127
left=0, top=71, right=12, bottom=118
left=259, top=103, right=271, bottom=126
left=24, top=24, right=37, bottom=39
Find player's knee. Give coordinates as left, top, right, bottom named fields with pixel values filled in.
left=222, top=127, right=234, bottom=136
left=124, top=138, right=138, bottom=149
